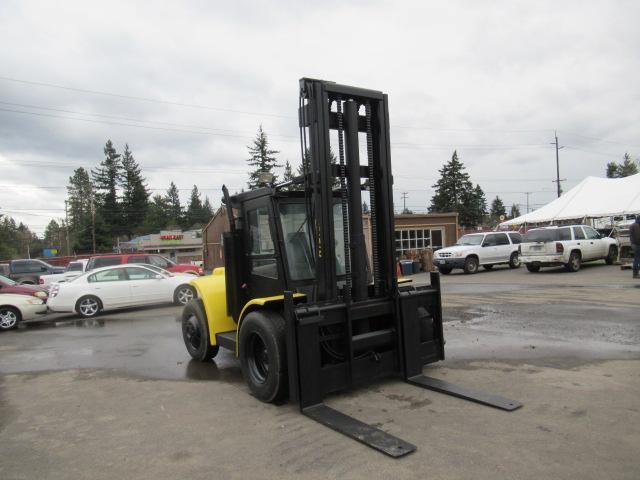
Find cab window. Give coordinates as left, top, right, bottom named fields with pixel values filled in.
left=247, top=207, right=277, bottom=279
left=279, top=203, right=314, bottom=280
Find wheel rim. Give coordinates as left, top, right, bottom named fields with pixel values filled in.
left=512, top=253, right=520, bottom=266
left=0, top=310, right=17, bottom=329
left=571, top=255, right=580, bottom=269
left=79, top=298, right=99, bottom=316
left=184, top=315, right=201, bottom=350
left=247, top=333, right=269, bottom=384
left=177, top=287, right=194, bottom=305
left=469, top=260, right=477, bottom=272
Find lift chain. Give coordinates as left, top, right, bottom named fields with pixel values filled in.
left=365, top=102, right=380, bottom=296
left=336, top=98, right=352, bottom=300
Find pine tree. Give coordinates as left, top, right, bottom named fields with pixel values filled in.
left=606, top=152, right=638, bottom=178
left=429, top=151, right=479, bottom=226
left=68, top=167, right=108, bottom=252
left=186, top=185, right=209, bottom=228
left=165, top=182, right=183, bottom=228
left=143, top=195, right=171, bottom=233
left=247, top=125, right=280, bottom=189
left=362, top=202, right=370, bottom=214
left=203, top=197, right=214, bottom=217
left=490, top=196, right=507, bottom=221
left=120, top=144, right=149, bottom=237
left=510, top=204, right=521, bottom=219
left=92, top=140, right=123, bottom=242
left=44, top=220, right=61, bottom=247
left=295, top=148, right=339, bottom=190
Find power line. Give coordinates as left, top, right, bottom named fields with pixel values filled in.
left=0, top=76, right=294, bottom=119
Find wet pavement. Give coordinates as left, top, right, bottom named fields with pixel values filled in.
left=1, top=263, right=639, bottom=480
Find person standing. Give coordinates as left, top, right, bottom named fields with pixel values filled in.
left=630, top=215, right=640, bottom=279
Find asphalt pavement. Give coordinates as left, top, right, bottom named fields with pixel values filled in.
left=0, top=261, right=639, bottom=479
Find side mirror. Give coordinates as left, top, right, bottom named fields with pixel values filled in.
left=41, top=266, right=48, bottom=271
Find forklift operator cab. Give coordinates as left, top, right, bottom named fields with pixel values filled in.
left=182, top=78, right=520, bottom=458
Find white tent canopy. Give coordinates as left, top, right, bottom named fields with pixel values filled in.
left=499, top=174, right=640, bottom=227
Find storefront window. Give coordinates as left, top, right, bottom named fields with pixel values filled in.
left=395, top=228, right=444, bottom=253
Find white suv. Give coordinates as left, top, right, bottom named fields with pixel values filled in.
left=520, top=225, right=618, bottom=272
left=434, top=232, right=522, bottom=274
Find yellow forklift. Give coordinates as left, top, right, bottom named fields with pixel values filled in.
left=182, top=78, right=521, bottom=457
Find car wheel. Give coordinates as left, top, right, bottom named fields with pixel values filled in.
left=437, top=266, right=452, bottom=275
left=174, top=285, right=196, bottom=306
left=463, top=257, right=479, bottom=274
left=509, top=252, right=521, bottom=269
left=526, top=264, right=540, bottom=273
left=0, top=306, right=21, bottom=330
left=76, top=295, right=102, bottom=318
left=605, top=245, right=617, bottom=265
left=182, top=299, right=219, bottom=361
left=239, top=310, right=287, bottom=403
left=565, top=251, right=581, bottom=272
left=483, top=264, right=494, bottom=271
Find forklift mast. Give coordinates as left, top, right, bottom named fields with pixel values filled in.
left=299, top=78, right=395, bottom=303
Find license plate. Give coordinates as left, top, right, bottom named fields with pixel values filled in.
left=439, top=260, right=446, bottom=265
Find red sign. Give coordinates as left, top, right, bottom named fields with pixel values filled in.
left=160, top=234, right=183, bottom=240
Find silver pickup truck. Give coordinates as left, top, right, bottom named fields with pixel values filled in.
left=38, top=259, right=88, bottom=287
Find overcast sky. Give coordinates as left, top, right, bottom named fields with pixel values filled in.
left=1, top=0, right=639, bottom=234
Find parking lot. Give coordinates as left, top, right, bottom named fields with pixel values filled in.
left=1, top=262, right=639, bottom=480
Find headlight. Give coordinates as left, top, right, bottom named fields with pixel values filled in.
left=34, top=291, right=48, bottom=299
left=25, top=297, right=44, bottom=305
left=453, top=251, right=464, bottom=257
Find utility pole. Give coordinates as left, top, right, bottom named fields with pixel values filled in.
left=401, top=192, right=408, bottom=213
left=64, top=200, right=71, bottom=256
left=551, top=131, right=565, bottom=197
left=524, top=192, right=532, bottom=213
left=90, top=195, right=96, bottom=254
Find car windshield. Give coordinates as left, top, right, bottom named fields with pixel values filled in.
left=523, top=229, right=557, bottom=242
left=0, top=274, right=17, bottom=285
left=456, top=234, right=484, bottom=246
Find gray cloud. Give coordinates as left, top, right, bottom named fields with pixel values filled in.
left=1, top=0, right=639, bottom=233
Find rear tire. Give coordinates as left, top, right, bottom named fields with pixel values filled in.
left=438, top=266, right=452, bottom=275
left=565, top=251, right=581, bottom=272
left=174, top=285, right=196, bottom=306
left=76, top=295, right=102, bottom=318
left=463, top=257, right=479, bottom=274
left=605, top=246, right=617, bottom=265
left=182, top=299, right=219, bottom=361
left=526, top=264, right=540, bottom=273
left=0, top=306, right=21, bottom=330
left=239, top=310, right=287, bottom=403
left=509, top=252, right=521, bottom=269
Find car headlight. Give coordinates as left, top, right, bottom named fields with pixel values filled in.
left=453, top=251, right=465, bottom=257
left=25, top=297, right=44, bottom=305
left=34, top=291, right=48, bottom=299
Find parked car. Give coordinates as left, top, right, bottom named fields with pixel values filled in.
left=5, top=259, right=66, bottom=284
left=0, top=293, right=47, bottom=330
left=520, top=225, right=618, bottom=272
left=0, top=274, right=48, bottom=299
left=47, top=264, right=198, bottom=318
left=434, top=231, right=522, bottom=274
left=0, top=263, right=9, bottom=276
left=86, top=254, right=203, bottom=275
left=38, top=259, right=88, bottom=286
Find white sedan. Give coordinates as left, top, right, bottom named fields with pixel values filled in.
left=0, top=294, right=47, bottom=331
left=47, top=264, right=197, bottom=318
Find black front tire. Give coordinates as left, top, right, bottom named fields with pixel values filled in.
left=463, top=257, right=479, bottom=274
left=526, top=264, right=540, bottom=273
left=605, top=246, right=617, bottom=265
left=239, top=310, right=287, bottom=403
left=182, top=299, right=219, bottom=361
left=438, top=266, right=452, bottom=275
left=0, top=306, right=21, bottom=330
left=509, top=252, right=521, bottom=269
